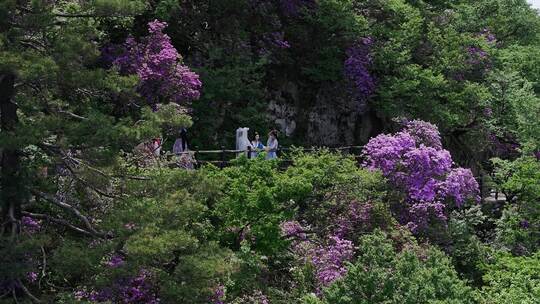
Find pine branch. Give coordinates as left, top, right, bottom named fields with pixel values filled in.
left=62, top=159, right=118, bottom=199
left=57, top=110, right=88, bottom=121
left=16, top=280, right=41, bottom=303
left=54, top=12, right=135, bottom=18
left=39, top=246, right=46, bottom=289
left=22, top=211, right=98, bottom=237
left=30, top=191, right=106, bottom=237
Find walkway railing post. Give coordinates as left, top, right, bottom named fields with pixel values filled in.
left=479, top=174, right=484, bottom=199
left=247, top=146, right=252, bottom=159
left=220, top=146, right=226, bottom=169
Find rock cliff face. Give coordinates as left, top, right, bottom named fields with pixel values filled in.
left=267, top=81, right=383, bottom=147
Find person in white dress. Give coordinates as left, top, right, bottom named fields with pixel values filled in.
left=236, top=127, right=253, bottom=157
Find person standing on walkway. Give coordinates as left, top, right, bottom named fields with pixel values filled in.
left=173, top=127, right=189, bottom=155
left=266, top=130, right=278, bottom=160
left=250, top=132, right=265, bottom=158
left=151, top=137, right=162, bottom=157
left=236, top=127, right=252, bottom=157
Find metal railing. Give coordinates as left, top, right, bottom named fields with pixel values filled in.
left=163, top=145, right=366, bottom=168
left=159, top=145, right=502, bottom=201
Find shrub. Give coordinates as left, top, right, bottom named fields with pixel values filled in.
left=318, top=231, right=476, bottom=304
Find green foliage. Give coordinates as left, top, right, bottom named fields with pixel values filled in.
left=477, top=252, right=540, bottom=303
left=204, top=156, right=296, bottom=255
left=486, top=70, right=540, bottom=152
left=205, top=150, right=386, bottom=255
left=446, top=205, right=490, bottom=284
left=296, top=0, right=367, bottom=81
left=283, top=150, right=388, bottom=234
left=492, top=157, right=540, bottom=202
left=491, top=156, right=540, bottom=254
left=73, top=167, right=233, bottom=303
left=49, top=239, right=110, bottom=284
left=2, top=0, right=540, bottom=302
left=192, top=55, right=269, bottom=149
left=319, top=230, right=476, bottom=304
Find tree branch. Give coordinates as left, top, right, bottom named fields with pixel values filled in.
left=22, top=211, right=96, bottom=237
left=57, top=110, right=88, bottom=121
left=16, top=280, right=41, bottom=303
left=55, top=150, right=118, bottom=199
left=30, top=191, right=105, bottom=237
left=54, top=13, right=103, bottom=18
left=54, top=13, right=134, bottom=18
left=38, top=246, right=46, bottom=290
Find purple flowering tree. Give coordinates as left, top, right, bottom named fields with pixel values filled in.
left=310, top=236, right=354, bottom=291
left=114, top=20, right=202, bottom=106
left=479, top=28, right=497, bottom=44
left=76, top=269, right=159, bottom=303
left=363, top=119, right=480, bottom=233
left=333, top=200, right=373, bottom=238
left=280, top=221, right=354, bottom=293
left=21, top=216, right=41, bottom=234
left=211, top=284, right=225, bottom=304
left=344, top=37, right=376, bottom=112
left=105, top=254, right=125, bottom=268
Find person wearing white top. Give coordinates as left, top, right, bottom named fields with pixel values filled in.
left=236, top=127, right=253, bottom=157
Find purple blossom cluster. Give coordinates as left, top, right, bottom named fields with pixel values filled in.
left=483, top=107, right=493, bottom=117
left=231, top=290, right=269, bottom=304
left=211, top=284, right=225, bottom=304
left=281, top=220, right=354, bottom=291
left=487, top=133, right=519, bottom=157
left=466, top=46, right=488, bottom=66
left=263, top=32, right=291, bottom=49
left=362, top=131, right=416, bottom=175
left=363, top=119, right=480, bottom=233
left=334, top=201, right=373, bottom=238
left=442, top=168, right=481, bottom=207
left=280, top=220, right=307, bottom=239
left=311, top=236, right=354, bottom=290
left=106, top=254, right=125, bottom=268
left=27, top=272, right=38, bottom=283
left=407, top=200, right=447, bottom=232
left=113, top=20, right=202, bottom=106
left=398, top=147, right=452, bottom=202
left=479, top=28, right=497, bottom=44
left=76, top=270, right=159, bottom=303
left=344, top=38, right=376, bottom=112
left=404, top=120, right=443, bottom=149
left=21, top=216, right=41, bottom=234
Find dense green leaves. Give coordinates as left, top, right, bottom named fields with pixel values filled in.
left=478, top=252, right=540, bottom=303
left=318, top=231, right=475, bottom=304
left=1, top=0, right=540, bottom=302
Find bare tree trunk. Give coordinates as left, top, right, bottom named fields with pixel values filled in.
left=0, top=72, right=21, bottom=237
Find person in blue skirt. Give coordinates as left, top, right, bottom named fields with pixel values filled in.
left=266, top=130, right=279, bottom=159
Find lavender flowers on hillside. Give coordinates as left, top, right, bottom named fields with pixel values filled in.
left=114, top=20, right=202, bottom=106
left=344, top=37, right=376, bottom=112
left=280, top=221, right=355, bottom=292
left=363, top=119, right=480, bottom=233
